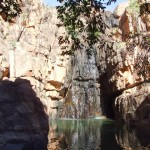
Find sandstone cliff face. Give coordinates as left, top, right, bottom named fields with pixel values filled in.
left=110, top=1, right=150, bottom=134
left=0, top=0, right=71, bottom=119
left=0, top=0, right=149, bottom=127
left=0, top=0, right=102, bottom=119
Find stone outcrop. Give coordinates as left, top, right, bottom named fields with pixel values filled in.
left=105, top=0, right=150, bottom=135
left=114, top=84, right=150, bottom=122
left=113, top=2, right=129, bottom=18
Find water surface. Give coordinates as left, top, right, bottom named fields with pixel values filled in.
left=48, top=119, right=150, bottom=150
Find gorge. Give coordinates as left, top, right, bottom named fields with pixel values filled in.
left=0, top=0, right=150, bottom=149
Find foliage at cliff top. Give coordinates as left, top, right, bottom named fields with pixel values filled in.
left=56, top=0, right=116, bottom=54
left=0, top=0, right=21, bottom=21
left=127, top=0, right=140, bottom=17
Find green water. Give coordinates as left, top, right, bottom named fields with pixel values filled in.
left=49, top=119, right=149, bottom=150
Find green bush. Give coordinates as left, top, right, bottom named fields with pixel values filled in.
left=128, top=0, right=140, bottom=16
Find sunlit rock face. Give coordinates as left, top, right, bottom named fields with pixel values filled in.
left=91, top=0, right=150, bottom=138
left=113, top=2, right=129, bottom=18
left=0, top=1, right=70, bottom=118
left=0, top=79, right=48, bottom=150
left=110, top=0, right=150, bottom=136
left=0, top=0, right=102, bottom=119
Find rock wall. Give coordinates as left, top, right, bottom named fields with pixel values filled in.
left=113, top=1, right=150, bottom=124
left=0, top=0, right=71, bottom=119
left=0, top=0, right=102, bottom=119
left=98, top=0, right=150, bottom=134
left=0, top=0, right=149, bottom=127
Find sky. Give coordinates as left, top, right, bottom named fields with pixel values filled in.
left=43, top=0, right=127, bottom=12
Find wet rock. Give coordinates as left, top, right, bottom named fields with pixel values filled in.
left=59, top=47, right=101, bottom=119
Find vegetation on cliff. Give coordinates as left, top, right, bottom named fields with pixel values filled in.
left=56, top=0, right=116, bottom=54
left=128, top=0, right=140, bottom=16
left=0, top=0, right=21, bottom=21
left=56, top=0, right=149, bottom=81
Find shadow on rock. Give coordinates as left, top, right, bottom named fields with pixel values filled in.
left=0, top=78, right=49, bottom=150
left=134, top=94, right=150, bottom=147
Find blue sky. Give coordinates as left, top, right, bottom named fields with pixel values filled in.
left=43, top=0, right=127, bottom=12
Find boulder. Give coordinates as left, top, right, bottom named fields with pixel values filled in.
left=0, top=79, right=49, bottom=150
left=113, top=2, right=129, bottom=18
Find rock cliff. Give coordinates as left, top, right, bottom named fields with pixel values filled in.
left=0, top=0, right=149, bottom=134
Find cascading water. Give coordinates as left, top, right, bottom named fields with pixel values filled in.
left=60, top=47, right=101, bottom=119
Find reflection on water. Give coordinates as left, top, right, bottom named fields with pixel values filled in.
left=48, top=119, right=150, bottom=150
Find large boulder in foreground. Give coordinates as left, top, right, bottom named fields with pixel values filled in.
left=0, top=78, right=49, bottom=150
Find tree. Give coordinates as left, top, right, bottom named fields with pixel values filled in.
left=56, top=0, right=117, bottom=55
left=0, top=0, right=21, bottom=21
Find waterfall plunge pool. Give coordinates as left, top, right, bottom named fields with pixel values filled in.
left=48, top=119, right=150, bottom=150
